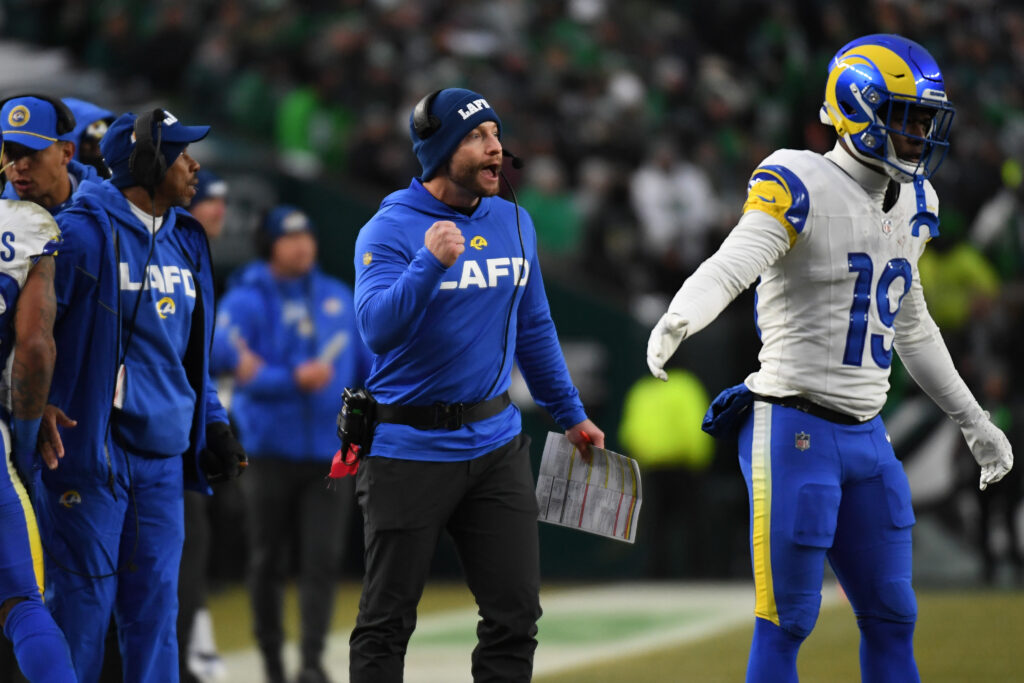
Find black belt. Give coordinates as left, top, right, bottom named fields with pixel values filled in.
left=753, top=393, right=865, bottom=426
left=375, top=391, right=512, bottom=431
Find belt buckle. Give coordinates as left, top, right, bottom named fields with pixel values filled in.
left=434, top=402, right=464, bottom=430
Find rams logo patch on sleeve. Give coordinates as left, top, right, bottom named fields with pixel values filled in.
left=743, top=164, right=810, bottom=246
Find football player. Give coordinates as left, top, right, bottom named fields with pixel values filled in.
left=647, top=34, right=1013, bottom=682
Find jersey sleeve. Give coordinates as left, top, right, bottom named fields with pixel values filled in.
left=742, top=162, right=811, bottom=247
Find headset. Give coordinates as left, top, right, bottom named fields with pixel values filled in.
left=129, top=108, right=167, bottom=193
left=412, top=89, right=443, bottom=140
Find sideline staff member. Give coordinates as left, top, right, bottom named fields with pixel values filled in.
left=35, top=109, right=246, bottom=683
left=349, top=88, right=603, bottom=682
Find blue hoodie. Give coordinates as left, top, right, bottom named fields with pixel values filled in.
left=354, top=179, right=587, bottom=462
left=212, top=262, right=372, bottom=461
left=47, top=179, right=227, bottom=491
left=1, top=159, right=101, bottom=215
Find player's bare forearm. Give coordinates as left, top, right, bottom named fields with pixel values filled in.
left=12, top=256, right=56, bottom=420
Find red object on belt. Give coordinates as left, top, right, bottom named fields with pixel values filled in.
left=329, top=444, right=361, bottom=478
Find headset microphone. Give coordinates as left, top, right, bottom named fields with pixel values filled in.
left=502, top=149, right=524, bottom=169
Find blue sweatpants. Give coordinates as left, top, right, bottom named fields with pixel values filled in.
left=0, top=422, right=76, bottom=682
left=738, top=401, right=919, bottom=683
left=34, top=443, right=184, bottom=683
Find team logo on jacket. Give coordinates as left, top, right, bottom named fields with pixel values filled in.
left=795, top=431, right=811, bottom=451
left=156, top=296, right=176, bottom=318
left=470, top=235, right=487, bottom=250
left=362, top=252, right=372, bottom=266
left=59, top=490, right=82, bottom=508
left=323, top=297, right=343, bottom=315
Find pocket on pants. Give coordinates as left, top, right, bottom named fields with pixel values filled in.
left=881, top=463, right=915, bottom=529
left=793, top=483, right=841, bottom=548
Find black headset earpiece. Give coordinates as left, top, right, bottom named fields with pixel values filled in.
left=130, top=108, right=167, bottom=194
left=0, top=93, right=76, bottom=136
left=412, top=90, right=443, bottom=140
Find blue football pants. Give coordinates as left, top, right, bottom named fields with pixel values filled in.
left=0, top=423, right=77, bottom=682
left=34, top=445, right=184, bottom=683
left=738, top=401, right=919, bottom=683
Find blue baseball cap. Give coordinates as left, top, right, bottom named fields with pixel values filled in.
left=62, top=98, right=115, bottom=157
left=102, top=110, right=210, bottom=189
left=193, top=169, right=227, bottom=204
left=1, top=95, right=78, bottom=150
left=409, top=88, right=502, bottom=180
left=263, top=205, right=313, bottom=242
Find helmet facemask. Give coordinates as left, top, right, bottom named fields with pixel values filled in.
left=820, top=34, right=956, bottom=183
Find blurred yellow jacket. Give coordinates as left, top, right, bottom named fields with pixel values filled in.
left=619, top=369, right=715, bottom=471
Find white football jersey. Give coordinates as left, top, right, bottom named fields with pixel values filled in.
left=742, top=149, right=938, bottom=420
left=0, top=200, right=61, bottom=410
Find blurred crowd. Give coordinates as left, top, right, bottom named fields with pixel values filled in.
left=6, top=0, right=1023, bottom=304
left=4, top=0, right=1023, bottom=584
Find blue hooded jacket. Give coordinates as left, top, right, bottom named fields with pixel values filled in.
left=46, top=179, right=228, bottom=492
left=1, top=159, right=101, bottom=215
left=212, top=262, right=372, bottom=461
left=354, top=179, right=587, bottom=462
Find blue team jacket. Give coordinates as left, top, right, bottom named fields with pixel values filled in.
left=212, top=262, right=372, bottom=461
left=1, top=159, right=101, bottom=214
left=354, top=178, right=587, bottom=461
left=45, top=179, right=228, bottom=492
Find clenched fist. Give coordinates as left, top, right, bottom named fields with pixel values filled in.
left=425, top=220, right=464, bottom=267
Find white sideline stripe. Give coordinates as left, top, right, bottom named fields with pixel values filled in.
left=215, top=582, right=842, bottom=683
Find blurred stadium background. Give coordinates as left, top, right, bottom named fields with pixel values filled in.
left=1, top=0, right=1022, bottom=680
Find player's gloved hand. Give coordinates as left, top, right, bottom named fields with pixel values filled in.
left=961, top=412, right=1013, bottom=491
left=10, top=417, right=42, bottom=486
left=647, top=312, right=689, bottom=381
left=200, top=421, right=248, bottom=484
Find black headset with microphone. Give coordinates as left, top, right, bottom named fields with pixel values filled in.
left=412, top=89, right=525, bottom=169
left=129, top=108, right=167, bottom=194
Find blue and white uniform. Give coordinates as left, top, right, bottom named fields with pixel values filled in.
left=666, top=144, right=986, bottom=682
left=0, top=200, right=77, bottom=682
left=354, top=178, right=587, bottom=457
left=35, top=178, right=226, bottom=683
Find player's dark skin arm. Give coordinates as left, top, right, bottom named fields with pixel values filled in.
left=1, top=255, right=57, bottom=627
left=12, top=255, right=67, bottom=470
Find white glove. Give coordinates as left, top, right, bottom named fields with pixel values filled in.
left=646, top=312, right=689, bottom=381
left=961, top=412, right=1014, bottom=491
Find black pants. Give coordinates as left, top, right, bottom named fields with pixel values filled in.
left=349, top=433, right=541, bottom=683
left=243, top=457, right=354, bottom=673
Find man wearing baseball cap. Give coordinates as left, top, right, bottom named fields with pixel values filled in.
left=212, top=204, right=370, bottom=683
left=348, top=88, right=603, bottom=682
left=32, top=109, right=247, bottom=683
left=0, top=94, right=103, bottom=213
left=62, top=97, right=116, bottom=177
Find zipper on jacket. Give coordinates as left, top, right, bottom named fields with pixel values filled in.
left=103, top=442, right=116, bottom=501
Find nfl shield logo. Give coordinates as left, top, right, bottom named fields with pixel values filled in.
left=795, top=431, right=811, bottom=451
left=881, top=218, right=893, bottom=237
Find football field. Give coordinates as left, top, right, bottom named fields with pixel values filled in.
left=207, top=581, right=1024, bottom=682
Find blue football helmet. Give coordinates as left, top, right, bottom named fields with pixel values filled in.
left=819, top=34, right=955, bottom=183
